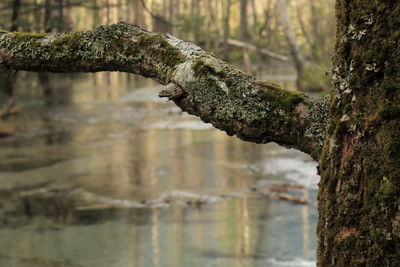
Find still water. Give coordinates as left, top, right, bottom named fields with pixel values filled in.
left=0, top=72, right=318, bottom=267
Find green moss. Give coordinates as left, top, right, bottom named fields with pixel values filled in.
left=192, top=59, right=225, bottom=78
left=192, top=59, right=205, bottom=75
left=137, top=34, right=160, bottom=46
left=318, top=1, right=400, bottom=264
left=11, top=32, right=47, bottom=39
left=52, top=32, right=81, bottom=47
left=137, top=34, right=185, bottom=68
left=255, top=81, right=305, bottom=111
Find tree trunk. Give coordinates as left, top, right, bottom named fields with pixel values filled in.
left=250, top=0, right=257, bottom=35
left=191, top=0, right=201, bottom=44
left=10, top=0, right=21, bottom=32
left=276, top=0, right=307, bottom=90
left=222, top=0, right=231, bottom=60
left=239, top=0, right=250, bottom=41
left=317, top=1, right=400, bottom=265
left=239, top=0, right=254, bottom=75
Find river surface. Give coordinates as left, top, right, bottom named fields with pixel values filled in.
left=0, top=72, right=318, bottom=267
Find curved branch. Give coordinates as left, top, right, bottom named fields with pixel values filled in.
left=0, top=22, right=328, bottom=159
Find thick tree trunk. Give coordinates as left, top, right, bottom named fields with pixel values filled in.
left=317, top=1, right=400, bottom=265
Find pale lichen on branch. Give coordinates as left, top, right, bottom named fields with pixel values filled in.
left=0, top=22, right=329, bottom=159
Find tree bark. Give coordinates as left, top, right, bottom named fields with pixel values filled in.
left=0, top=23, right=328, bottom=160
left=317, top=1, right=400, bottom=265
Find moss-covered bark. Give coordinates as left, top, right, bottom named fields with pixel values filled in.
left=0, top=22, right=328, bottom=159
left=317, top=0, right=400, bottom=265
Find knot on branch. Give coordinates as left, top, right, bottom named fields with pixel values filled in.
left=159, top=83, right=186, bottom=100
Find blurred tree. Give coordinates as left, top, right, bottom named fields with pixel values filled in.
left=276, top=0, right=307, bottom=90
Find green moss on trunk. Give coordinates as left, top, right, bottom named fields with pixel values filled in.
left=318, top=1, right=400, bottom=265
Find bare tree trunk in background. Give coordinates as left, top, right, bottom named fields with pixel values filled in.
left=213, top=0, right=220, bottom=52
left=162, top=0, right=167, bottom=18
left=250, top=0, right=257, bottom=34
left=56, top=0, right=64, bottom=32
left=261, top=0, right=272, bottom=46
left=10, top=0, right=21, bottom=32
left=296, top=4, right=318, bottom=62
left=239, top=0, right=254, bottom=75
left=43, top=0, right=52, bottom=32
left=191, top=0, right=201, bottom=44
left=168, top=0, right=175, bottom=34
left=276, top=0, right=307, bottom=90
left=105, top=0, right=111, bottom=25
left=205, top=0, right=219, bottom=51
left=175, top=0, right=180, bottom=35
left=33, top=0, right=41, bottom=32
left=205, top=0, right=212, bottom=50
left=63, top=0, right=73, bottom=31
left=133, top=0, right=145, bottom=27
left=309, top=1, right=319, bottom=48
left=222, top=0, right=231, bottom=60
left=239, top=0, right=250, bottom=41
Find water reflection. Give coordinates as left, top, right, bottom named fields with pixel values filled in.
left=0, top=73, right=317, bottom=267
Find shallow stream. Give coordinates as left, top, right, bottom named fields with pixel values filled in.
left=0, top=72, right=318, bottom=267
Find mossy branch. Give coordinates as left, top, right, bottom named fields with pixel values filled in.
left=0, top=22, right=329, bottom=159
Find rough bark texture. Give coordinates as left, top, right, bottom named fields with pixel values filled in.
left=0, top=22, right=328, bottom=160
left=317, top=0, right=400, bottom=265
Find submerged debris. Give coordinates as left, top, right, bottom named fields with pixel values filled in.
left=250, top=183, right=309, bottom=205
left=0, top=181, right=312, bottom=228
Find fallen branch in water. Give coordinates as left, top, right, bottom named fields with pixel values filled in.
left=276, top=193, right=308, bottom=204
left=250, top=183, right=309, bottom=205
